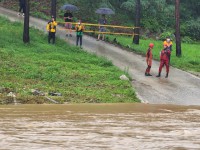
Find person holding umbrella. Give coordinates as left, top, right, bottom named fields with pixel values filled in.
left=64, top=10, right=73, bottom=37
left=95, top=8, right=114, bottom=41
left=97, top=14, right=107, bottom=41
left=61, top=4, right=79, bottom=37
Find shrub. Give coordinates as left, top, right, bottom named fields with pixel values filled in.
left=182, top=36, right=194, bottom=44
left=185, top=18, right=200, bottom=40
left=160, top=31, right=175, bottom=41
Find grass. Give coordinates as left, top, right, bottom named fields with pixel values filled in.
left=106, top=35, right=200, bottom=73
left=0, top=16, right=140, bottom=104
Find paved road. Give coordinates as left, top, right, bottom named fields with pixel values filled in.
left=0, top=7, right=200, bottom=105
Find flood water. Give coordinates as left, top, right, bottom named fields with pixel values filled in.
left=0, top=104, right=200, bottom=150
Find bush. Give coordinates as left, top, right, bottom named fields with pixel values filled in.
left=186, top=18, right=200, bottom=40
left=160, top=31, right=175, bottom=41
left=141, top=18, right=161, bottom=33
left=182, top=36, right=194, bottom=44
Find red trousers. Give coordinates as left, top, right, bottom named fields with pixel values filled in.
left=159, top=60, right=169, bottom=73
left=145, top=65, right=151, bottom=74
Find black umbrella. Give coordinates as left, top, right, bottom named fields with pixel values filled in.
left=95, top=8, right=115, bottom=15
left=61, top=4, right=79, bottom=11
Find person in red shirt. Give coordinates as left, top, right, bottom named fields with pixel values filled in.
left=145, top=43, right=154, bottom=76
left=156, top=44, right=171, bottom=78
left=64, top=10, right=73, bottom=37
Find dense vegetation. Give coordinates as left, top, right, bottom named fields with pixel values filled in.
left=0, top=16, right=139, bottom=104
left=1, top=0, right=200, bottom=42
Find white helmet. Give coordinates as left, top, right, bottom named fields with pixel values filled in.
left=166, top=38, right=171, bottom=42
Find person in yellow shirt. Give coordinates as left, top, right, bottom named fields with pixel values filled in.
left=46, top=16, right=57, bottom=44
left=75, top=20, right=85, bottom=49
left=163, top=37, right=172, bottom=51
left=163, top=37, right=172, bottom=62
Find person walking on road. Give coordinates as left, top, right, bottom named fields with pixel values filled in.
left=64, top=10, right=73, bottom=37
left=46, top=16, right=57, bottom=44
left=145, top=43, right=154, bottom=76
left=18, top=0, right=25, bottom=16
left=75, top=20, right=84, bottom=48
left=156, top=44, right=171, bottom=78
left=97, top=14, right=107, bottom=41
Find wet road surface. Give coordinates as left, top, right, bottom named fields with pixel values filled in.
left=1, top=104, right=200, bottom=150
left=0, top=7, right=200, bottom=105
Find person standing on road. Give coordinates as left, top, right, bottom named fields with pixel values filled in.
left=75, top=20, right=84, bottom=48
left=145, top=43, right=154, bottom=76
left=64, top=10, right=73, bottom=37
left=97, top=14, right=107, bottom=41
left=46, top=16, right=57, bottom=44
left=18, top=0, right=25, bottom=16
left=163, top=37, right=173, bottom=51
left=156, top=44, right=171, bottom=78
left=163, top=37, right=173, bottom=63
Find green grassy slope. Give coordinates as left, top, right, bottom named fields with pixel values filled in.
left=0, top=16, right=139, bottom=104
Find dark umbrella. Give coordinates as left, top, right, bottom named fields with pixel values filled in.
left=95, top=8, right=115, bottom=15
left=60, top=4, right=79, bottom=11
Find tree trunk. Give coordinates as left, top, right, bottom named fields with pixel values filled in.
left=175, top=0, right=181, bottom=57
left=23, top=0, right=30, bottom=43
left=51, top=0, right=56, bottom=19
left=133, top=0, right=140, bottom=44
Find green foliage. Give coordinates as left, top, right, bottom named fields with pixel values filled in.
left=181, top=36, right=194, bottom=44
left=141, top=18, right=160, bottom=33
left=120, top=0, right=135, bottom=12
left=160, top=31, right=175, bottom=41
left=185, top=18, right=200, bottom=41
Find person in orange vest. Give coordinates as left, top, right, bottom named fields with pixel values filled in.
left=46, top=16, right=57, bottom=44
left=163, top=37, right=172, bottom=63
left=75, top=20, right=85, bottom=49
left=156, top=44, right=171, bottom=78
left=163, top=37, right=172, bottom=51
left=145, top=43, right=154, bottom=76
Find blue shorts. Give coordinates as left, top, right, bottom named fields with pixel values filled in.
left=99, top=27, right=106, bottom=32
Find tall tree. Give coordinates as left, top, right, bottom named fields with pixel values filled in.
left=133, top=0, right=140, bottom=44
left=23, top=0, right=30, bottom=43
left=175, top=0, right=181, bottom=57
left=51, top=0, right=56, bottom=19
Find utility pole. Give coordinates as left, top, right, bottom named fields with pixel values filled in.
left=133, top=0, right=140, bottom=44
left=23, top=0, right=30, bottom=43
left=175, top=0, right=181, bottom=57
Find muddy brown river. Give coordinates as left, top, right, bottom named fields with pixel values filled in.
left=1, top=104, right=200, bottom=150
